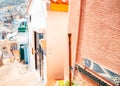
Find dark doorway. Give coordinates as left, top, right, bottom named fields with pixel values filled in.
left=20, top=44, right=25, bottom=61
left=34, top=31, right=38, bottom=70
left=34, top=31, right=44, bottom=79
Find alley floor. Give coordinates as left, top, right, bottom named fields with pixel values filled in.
left=0, top=61, right=44, bottom=86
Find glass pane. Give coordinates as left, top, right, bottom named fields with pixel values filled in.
left=105, top=69, right=120, bottom=77
left=84, top=58, right=91, bottom=68
left=93, top=63, right=105, bottom=74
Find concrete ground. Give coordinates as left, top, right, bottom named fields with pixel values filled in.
left=0, top=62, right=44, bottom=86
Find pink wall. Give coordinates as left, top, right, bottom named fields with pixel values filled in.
left=69, top=0, right=120, bottom=75
left=46, top=11, right=68, bottom=82
left=68, top=0, right=81, bottom=66
left=64, top=0, right=81, bottom=81
left=78, top=0, right=120, bottom=74
left=68, top=0, right=120, bottom=85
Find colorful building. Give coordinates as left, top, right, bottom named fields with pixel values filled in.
left=27, top=0, right=120, bottom=86
left=27, top=0, right=69, bottom=85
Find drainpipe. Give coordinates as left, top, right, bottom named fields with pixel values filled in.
left=68, top=33, right=72, bottom=86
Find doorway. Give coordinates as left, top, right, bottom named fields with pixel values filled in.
left=34, top=31, right=44, bottom=80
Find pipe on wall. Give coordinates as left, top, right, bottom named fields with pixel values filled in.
left=68, top=33, right=72, bottom=86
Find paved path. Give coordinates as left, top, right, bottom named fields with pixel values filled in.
left=0, top=62, right=44, bottom=86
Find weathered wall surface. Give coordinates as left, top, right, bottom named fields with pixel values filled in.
left=68, top=0, right=120, bottom=85
left=64, top=0, right=81, bottom=81
left=79, top=0, right=120, bottom=74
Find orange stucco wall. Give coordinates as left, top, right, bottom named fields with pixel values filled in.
left=68, top=0, right=120, bottom=85
left=46, top=11, right=68, bottom=83
left=64, top=0, right=81, bottom=81
left=78, top=0, right=120, bottom=75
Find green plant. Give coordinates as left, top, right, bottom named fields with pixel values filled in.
left=65, top=81, right=78, bottom=86
left=59, top=80, right=64, bottom=86
left=58, top=80, right=78, bottom=86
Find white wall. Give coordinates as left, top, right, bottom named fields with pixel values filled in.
left=29, top=0, right=47, bottom=32
left=27, top=0, right=47, bottom=84
left=28, top=24, right=35, bottom=71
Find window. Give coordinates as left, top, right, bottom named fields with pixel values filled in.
left=105, top=69, right=120, bottom=77
left=84, top=58, right=91, bottom=68
left=93, top=63, right=105, bottom=74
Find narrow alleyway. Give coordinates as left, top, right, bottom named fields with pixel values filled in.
left=0, top=62, right=44, bottom=86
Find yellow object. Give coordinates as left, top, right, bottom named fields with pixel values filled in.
left=40, top=39, right=46, bottom=51
left=55, top=80, right=64, bottom=86
left=50, top=2, right=68, bottom=12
